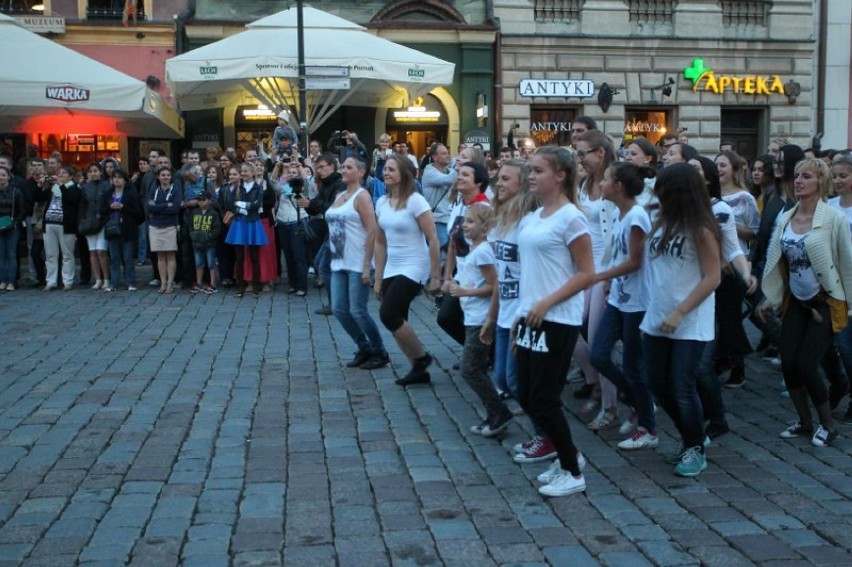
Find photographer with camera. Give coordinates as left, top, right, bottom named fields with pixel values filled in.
left=328, top=130, right=368, bottom=163
left=273, top=161, right=312, bottom=297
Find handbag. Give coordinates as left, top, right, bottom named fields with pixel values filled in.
left=104, top=216, right=122, bottom=239
left=296, top=215, right=316, bottom=242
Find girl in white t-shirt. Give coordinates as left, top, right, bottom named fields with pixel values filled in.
left=374, top=155, right=442, bottom=386
left=640, top=163, right=721, bottom=478
left=448, top=203, right=513, bottom=437
left=574, top=130, right=620, bottom=430
left=514, top=147, right=595, bottom=498
left=589, top=163, right=657, bottom=451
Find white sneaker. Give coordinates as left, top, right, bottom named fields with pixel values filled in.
left=536, top=452, right=586, bottom=484
left=619, top=411, right=637, bottom=435
left=91, top=280, right=103, bottom=290
left=538, top=471, right=586, bottom=497
left=617, top=428, right=659, bottom=450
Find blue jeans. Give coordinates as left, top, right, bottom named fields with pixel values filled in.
left=276, top=221, right=308, bottom=292
left=331, top=270, right=386, bottom=355
left=696, top=333, right=727, bottom=424
left=591, top=305, right=656, bottom=432
left=137, top=221, right=148, bottom=263
left=493, top=326, right=518, bottom=396
left=107, top=238, right=136, bottom=286
left=0, top=227, right=19, bottom=284
left=193, top=247, right=216, bottom=269
left=315, top=239, right=332, bottom=304
left=643, top=335, right=706, bottom=450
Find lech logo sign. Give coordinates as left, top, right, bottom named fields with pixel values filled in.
left=200, top=61, right=218, bottom=78
left=408, top=68, right=425, bottom=78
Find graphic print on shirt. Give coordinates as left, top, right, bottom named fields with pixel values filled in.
left=328, top=216, right=346, bottom=261
left=494, top=240, right=519, bottom=300
left=648, top=234, right=686, bottom=260
left=610, top=228, right=632, bottom=304
left=514, top=321, right=549, bottom=353
left=781, top=235, right=811, bottom=281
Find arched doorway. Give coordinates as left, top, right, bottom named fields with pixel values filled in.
left=374, top=88, right=459, bottom=159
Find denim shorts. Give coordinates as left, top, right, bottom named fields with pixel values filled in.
left=193, top=247, right=216, bottom=269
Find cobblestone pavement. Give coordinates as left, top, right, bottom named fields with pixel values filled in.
left=1, top=271, right=851, bottom=567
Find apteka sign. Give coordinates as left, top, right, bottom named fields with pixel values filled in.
left=683, top=59, right=785, bottom=95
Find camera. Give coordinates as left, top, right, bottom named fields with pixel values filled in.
left=289, top=175, right=304, bottom=199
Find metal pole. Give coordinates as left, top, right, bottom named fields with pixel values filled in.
left=296, top=0, right=309, bottom=153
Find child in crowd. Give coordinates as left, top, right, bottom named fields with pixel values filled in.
left=273, top=112, right=298, bottom=158
left=190, top=192, right=221, bottom=294
left=449, top=203, right=514, bottom=437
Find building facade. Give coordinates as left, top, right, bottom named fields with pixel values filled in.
left=182, top=0, right=496, bottom=159
left=1, top=0, right=185, bottom=166
left=495, top=0, right=821, bottom=159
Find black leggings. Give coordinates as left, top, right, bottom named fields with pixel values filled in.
left=234, top=246, right=260, bottom=285
left=379, top=275, right=423, bottom=332
left=780, top=298, right=833, bottom=406
left=515, top=319, right=582, bottom=475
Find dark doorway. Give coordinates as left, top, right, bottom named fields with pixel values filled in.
left=721, top=108, right=765, bottom=163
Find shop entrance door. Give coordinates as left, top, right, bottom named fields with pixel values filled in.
left=721, top=108, right=764, bottom=163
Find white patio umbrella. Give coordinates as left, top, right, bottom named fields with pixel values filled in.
left=0, top=13, right=182, bottom=138
left=165, top=6, right=455, bottom=132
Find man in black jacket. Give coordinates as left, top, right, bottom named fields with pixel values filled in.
left=296, top=152, right=344, bottom=315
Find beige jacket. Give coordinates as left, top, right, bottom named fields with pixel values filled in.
left=762, top=199, right=852, bottom=317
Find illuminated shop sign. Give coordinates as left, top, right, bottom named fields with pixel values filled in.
left=519, top=79, right=595, bottom=98
left=393, top=97, right=441, bottom=123
left=241, top=105, right=277, bottom=121
left=624, top=120, right=665, bottom=134
left=683, top=59, right=785, bottom=95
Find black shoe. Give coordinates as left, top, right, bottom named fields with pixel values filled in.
left=480, top=412, right=514, bottom=438
left=706, top=421, right=731, bottom=439
left=573, top=383, right=594, bottom=399
left=723, top=370, right=746, bottom=389
left=840, top=404, right=852, bottom=425
left=314, top=305, right=332, bottom=316
left=829, top=382, right=850, bottom=411
left=346, top=350, right=371, bottom=368
left=396, top=372, right=431, bottom=386
left=360, top=352, right=390, bottom=370
left=452, top=362, right=460, bottom=370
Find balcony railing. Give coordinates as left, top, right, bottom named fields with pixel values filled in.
left=628, top=0, right=678, bottom=25
left=86, top=1, right=147, bottom=22
left=534, top=0, right=584, bottom=23
left=720, top=0, right=770, bottom=27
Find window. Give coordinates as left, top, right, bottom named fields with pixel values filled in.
left=1, top=1, right=46, bottom=15
left=86, top=1, right=146, bottom=22
left=719, top=0, right=770, bottom=27
left=627, top=0, right=678, bottom=25
left=534, top=0, right=584, bottom=23
left=529, top=107, right=577, bottom=147
left=623, top=108, right=674, bottom=146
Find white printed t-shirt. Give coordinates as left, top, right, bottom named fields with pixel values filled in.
left=517, top=203, right=590, bottom=326
left=376, top=193, right=431, bottom=284
left=488, top=217, right=528, bottom=329
left=457, top=241, right=495, bottom=326
left=607, top=205, right=651, bottom=313
left=640, top=227, right=715, bottom=341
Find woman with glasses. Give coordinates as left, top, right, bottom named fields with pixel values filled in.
left=573, top=130, right=619, bottom=431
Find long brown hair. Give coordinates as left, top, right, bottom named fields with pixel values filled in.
left=577, top=130, right=616, bottom=195
left=491, top=159, right=537, bottom=237
left=534, top=146, right=579, bottom=206
left=651, top=163, right=719, bottom=257
left=384, top=154, right=417, bottom=210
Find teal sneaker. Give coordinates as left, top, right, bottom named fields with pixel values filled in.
left=665, top=436, right=711, bottom=464
left=674, top=447, right=707, bottom=477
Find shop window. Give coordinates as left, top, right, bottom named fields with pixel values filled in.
left=1, top=1, right=45, bottom=15
left=86, top=1, right=146, bottom=22
left=628, top=0, right=677, bottom=24
left=719, top=0, right=770, bottom=27
left=529, top=107, right=577, bottom=147
left=534, top=0, right=584, bottom=23
left=623, top=108, right=674, bottom=146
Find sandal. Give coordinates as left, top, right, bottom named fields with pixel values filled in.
left=579, top=398, right=600, bottom=415
left=587, top=409, right=618, bottom=430
left=164, top=282, right=174, bottom=294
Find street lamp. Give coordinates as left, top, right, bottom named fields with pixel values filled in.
left=296, top=0, right=308, bottom=151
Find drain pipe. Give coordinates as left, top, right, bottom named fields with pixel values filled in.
left=175, top=0, right=196, bottom=55
left=486, top=0, right=503, bottom=148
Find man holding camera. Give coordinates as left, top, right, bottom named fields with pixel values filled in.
left=328, top=130, right=367, bottom=163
